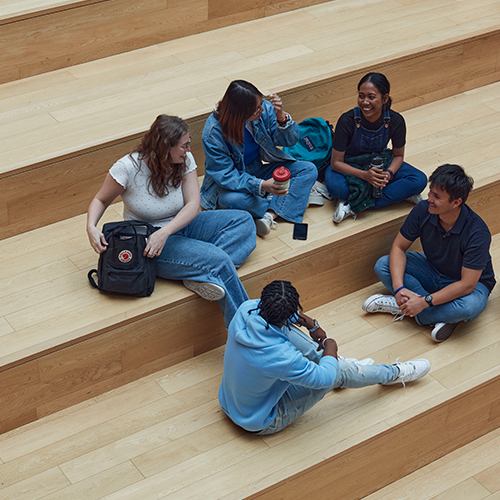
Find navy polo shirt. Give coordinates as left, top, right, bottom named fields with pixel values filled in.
left=400, top=201, right=496, bottom=292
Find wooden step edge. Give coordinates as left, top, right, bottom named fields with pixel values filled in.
left=0, top=0, right=106, bottom=25
left=4, top=26, right=500, bottom=178
left=2, top=178, right=498, bottom=372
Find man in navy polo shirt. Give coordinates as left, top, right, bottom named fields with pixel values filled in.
left=362, top=164, right=496, bottom=342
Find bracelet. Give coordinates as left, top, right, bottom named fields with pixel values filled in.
left=322, top=338, right=335, bottom=349
left=387, top=169, right=394, bottom=181
left=394, top=286, right=405, bottom=295
left=308, top=319, right=321, bottom=334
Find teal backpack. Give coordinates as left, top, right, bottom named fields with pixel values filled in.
left=283, top=117, right=334, bottom=180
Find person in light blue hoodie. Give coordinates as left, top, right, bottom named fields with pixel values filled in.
left=219, top=280, right=431, bottom=435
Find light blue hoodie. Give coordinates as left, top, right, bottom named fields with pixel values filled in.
left=219, top=300, right=338, bottom=432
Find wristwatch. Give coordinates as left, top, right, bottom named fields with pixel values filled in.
left=308, top=319, right=321, bottom=333
left=425, top=295, right=433, bottom=307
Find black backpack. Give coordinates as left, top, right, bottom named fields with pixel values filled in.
left=88, top=220, right=157, bottom=297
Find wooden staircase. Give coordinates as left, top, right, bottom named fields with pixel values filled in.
left=0, top=0, right=499, bottom=498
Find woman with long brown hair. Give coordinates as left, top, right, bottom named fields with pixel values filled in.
left=87, top=114, right=255, bottom=326
left=200, top=80, right=318, bottom=237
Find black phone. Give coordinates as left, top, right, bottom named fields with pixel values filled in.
left=293, top=222, right=308, bottom=240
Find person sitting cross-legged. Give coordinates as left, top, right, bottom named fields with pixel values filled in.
left=219, top=280, right=431, bottom=435
left=363, top=164, right=496, bottom=342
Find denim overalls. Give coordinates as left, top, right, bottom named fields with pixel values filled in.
left=344, top=106, right=390, bottom=157
left=325, top=107, right=427, bottom=208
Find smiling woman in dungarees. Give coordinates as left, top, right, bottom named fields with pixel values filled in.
left=325, top=72, right=427, bottom=223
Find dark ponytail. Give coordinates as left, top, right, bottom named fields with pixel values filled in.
left=358, top=72, right=392, bottom=111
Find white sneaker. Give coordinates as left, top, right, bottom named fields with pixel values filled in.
left=183, top=280, right=225, bottom=301
left=384, top=359, right=431, bottom=386
left=338, top=355, right=375, bottom=366
left=362, top=294, right=405, bottom=321
left=333, top=200, right=356, bottom=223
left=308, top=182, right=325, bottom=206
left=406, top=194, right=423, bottom=204
left=431, top=322, right=459, bottom=342
left=255, top=212, right=278, bottom=236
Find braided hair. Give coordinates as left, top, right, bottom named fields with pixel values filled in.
left=252, top=280, right=303, bottom=329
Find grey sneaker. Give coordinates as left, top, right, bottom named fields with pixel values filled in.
left=384, top=359, right=431, bottom=386
left=256, top=212, right=278, bottom=236
left=431, top=322, right=459, bottom=342
left=338, top=355, right=375, bottom=366
left=406, top=194, right=423, bottom=204
left=362, top=294, right=405, bottom=321
left=333, top=200, right=356, bottom=224
left=308, top=182, right=325, bottom=206
left=183, top=280, right=225, bottom=301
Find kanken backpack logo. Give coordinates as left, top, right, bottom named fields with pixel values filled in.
left=118, top=250, right=133, bottom=263
left=88, top=220, right=157, bottom=297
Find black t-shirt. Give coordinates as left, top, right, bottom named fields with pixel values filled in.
left=400, top=201, right=496, bottom=292
left=333, top=108, right=407, bottom=152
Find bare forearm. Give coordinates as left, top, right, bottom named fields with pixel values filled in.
left=387, top=155, right=404, bottom=176
left=160, top=201, right=200, bottom=238
left=87, top=198, right=108, bottom=230
left=332, top=160, right=366, bottom=180
left=389, top=246, right=407, bottom=291
left=430, top=280, right=476, bottom=306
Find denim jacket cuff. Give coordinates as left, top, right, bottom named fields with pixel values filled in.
left=276, top=113, right=292, bottom=128
left=258, top=179, right=266, bottom=197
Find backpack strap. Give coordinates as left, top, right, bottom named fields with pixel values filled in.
left=88, top=269, right=99, bottom=289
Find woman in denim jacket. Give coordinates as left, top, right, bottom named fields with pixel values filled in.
left=200, top=80, right=318, bottom=237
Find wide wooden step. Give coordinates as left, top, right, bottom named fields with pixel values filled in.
left=2, top=81, right=500, bottom=434
left=0, top=0, right=328, bottom=85
left=2, top=0, right=500, bottom=239
left=361, top=427, right=500, bottom=500
left=0, top=276, right=498, bottom=499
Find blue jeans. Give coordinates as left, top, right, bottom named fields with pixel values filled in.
left=256, top=326, right=398, bottom=434
left=217, top=159, right=317, bottom=223
left=324, top=161, right=427, bottom=208
left=374, top=253, right=490, bottom=325
left=156, top=210, right=255, bottom=327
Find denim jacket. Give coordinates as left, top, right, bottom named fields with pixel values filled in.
left=200, top=100, right=300, bottom=209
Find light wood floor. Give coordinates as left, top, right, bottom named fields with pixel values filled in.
left=2, top=79, right=500, bottom=369
left=362, top=428, right=500, bottom=500
left=0, top=236, right=498, bottom=499
left=2, top=0, right=500, bottom=174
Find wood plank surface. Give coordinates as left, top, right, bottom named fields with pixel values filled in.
left=0, top=178, right=497, bottom=435
left=1, top=76, right=500, bottom=432
left=2, top=0, right=500, bottom=239
left=0, top=273, right=498, bottom=499
left=0, top=0, right=328, bottom=83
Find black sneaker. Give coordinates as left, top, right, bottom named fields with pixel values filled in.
left=431, top=322, right=459, bottom=342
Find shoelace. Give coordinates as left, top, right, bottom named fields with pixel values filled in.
left=264, top=213, right=278, bottom=230
left=393, top=357, right=406, bottom=388
left=391, top=311, right=405, bottom=322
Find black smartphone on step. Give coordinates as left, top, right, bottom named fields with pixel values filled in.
left=293, top=222, right=308, bottom=240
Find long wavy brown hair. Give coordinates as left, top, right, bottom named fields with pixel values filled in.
left=216, top=80, right=263, bottom=145
left=132, top=115, right=189, bottom=197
